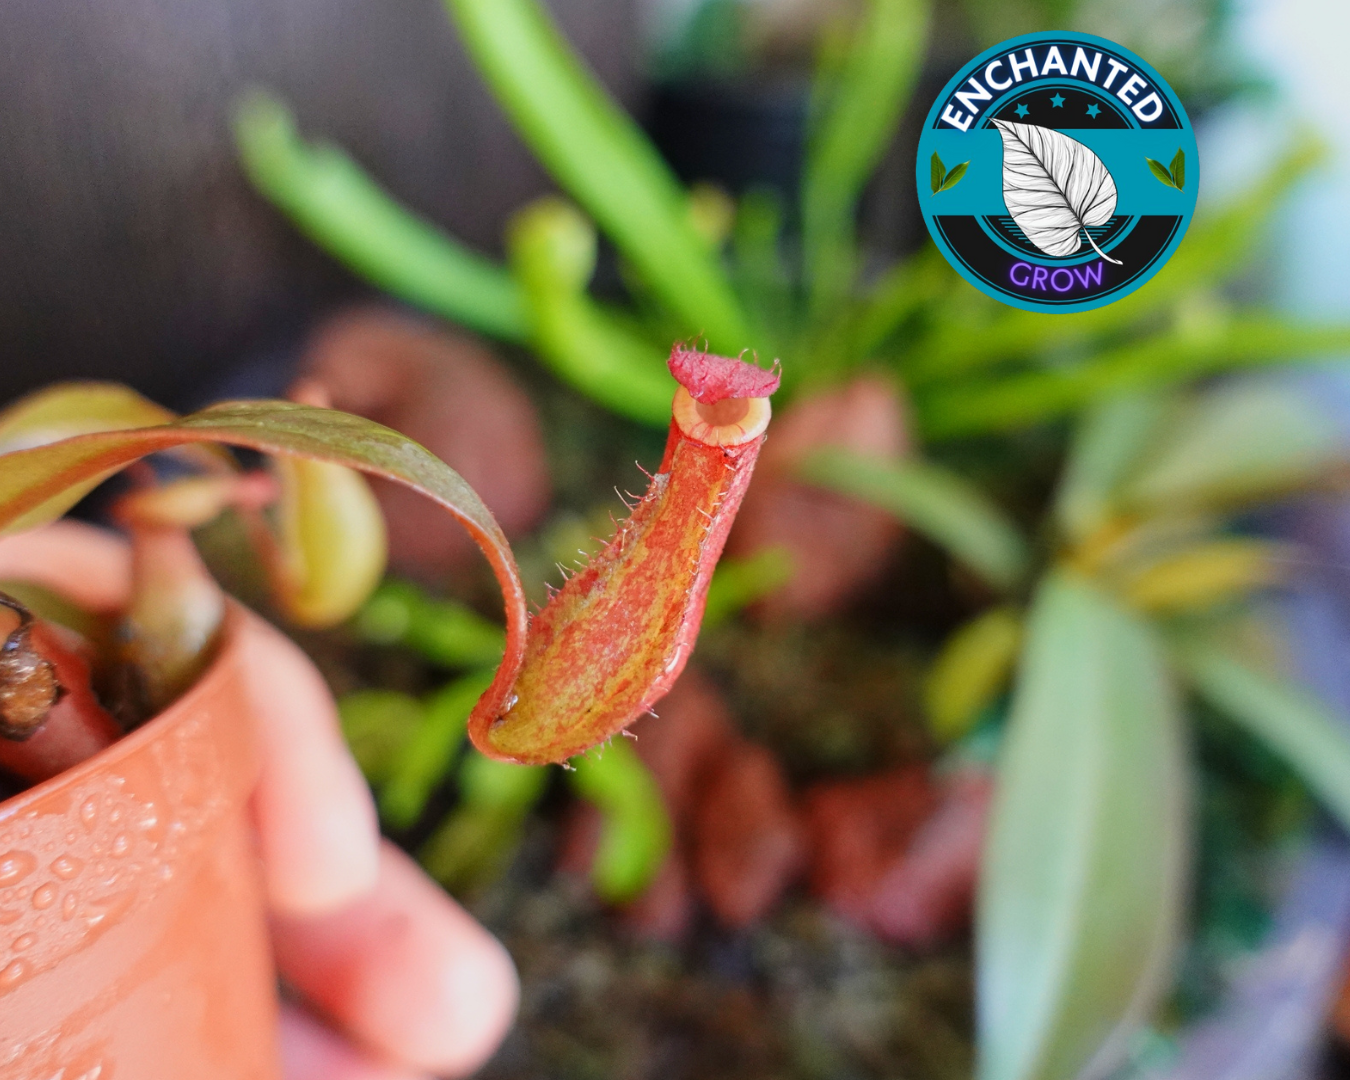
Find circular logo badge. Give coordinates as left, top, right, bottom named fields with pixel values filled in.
left=916, top=32, right=1197, bottom=313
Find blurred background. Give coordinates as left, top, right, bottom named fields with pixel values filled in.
left=6, top=0, right=1350, bottom=1078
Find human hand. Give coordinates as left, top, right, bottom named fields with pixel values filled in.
left=0, top=521, right=519, bottom=1079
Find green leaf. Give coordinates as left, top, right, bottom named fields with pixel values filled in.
left=1177, top=637, right=1350, bottom=832
left=0, top=398, right=531, bottom=744
left=802, top=0, right=932, bottom=314
left=357, top=580, right=506, bottom=669
left=338, top=689, right=426, bottom=787
left=1146, top=157, right=1178, bottom=189
left=381, top=670, right=496, bottom=829
left=979, top=571, right=1188, bottom=1080
left=0, top=382, right=183, bottom=534
left=1122, top=382, right=1340, bottom=513
left=569, top=737, right=672, bottom=903
left=800, top=447, right=1029, bottom=591
left=701, top=546, right=794, bottom=629
left=1169, top=149, right=1185, bottom=191
left=917, top=318, right=1350, bottom=438
left=1053, top=394, right=1167, bottom=546
left=936, top=160, right=969, bottom=192
left=925, top=605, right=1022, bottom=742
left=931, top=152, right=947, bottom=194
left=445, top=0, right=749, bottom=352
left=234, top=92, right=528, bottom=343
left=507, top=198, right=675, bottom=425
left=419, top=750, right=549, bottom=890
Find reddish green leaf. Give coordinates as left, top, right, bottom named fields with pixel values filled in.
left=0, top=400, right=530, bottom=739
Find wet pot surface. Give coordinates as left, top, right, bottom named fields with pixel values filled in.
left=0, top=607, right=279, bottom=1078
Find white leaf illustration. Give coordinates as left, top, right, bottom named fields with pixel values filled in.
left=992, top=120, right=1122, bottom=266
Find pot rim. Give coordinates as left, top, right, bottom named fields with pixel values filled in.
left=0, top=601, right=247, bottom=818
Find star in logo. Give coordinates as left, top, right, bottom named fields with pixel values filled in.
left=1014, top=103, right=1030, bottom=118
left=1050, top=93, right=1066, bottom=108
left=1086, top=102, right=1101, bottom=118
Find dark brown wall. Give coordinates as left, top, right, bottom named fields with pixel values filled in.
left=0, top=0, right=639, bottom=406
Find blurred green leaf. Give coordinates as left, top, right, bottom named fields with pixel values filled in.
left=446, top=0, right=749, bottom=352
left=701, top=546, right=795, bottom=630
left=732, top=189, right=792, bottom=357
left=338, top=689, right=426, bottom=787
left=1178, top=637, right=1350, bottom=832
left=1122, top=539, right=1285, bottom=614
left=1054, top=394, right=1167, bottom=547
left=234, top=92, right=528, bottom=343
left=937, top=161, right=970, bottom=192
left=979, top=571, right=1188, bottom=1080
left=800, top=447, right=1029, bottom=590
left=357, top=580, right=506, bottom=669
left=569, top=738, right=672, bottom=903
left=925, top=605, right=1022, bottom=742
left=843, top=247, right=951, bottom=362
left=507, top=198, right=675, bottom=425
left=1146, top=157, right=1178, bottom=189
left=420, top=750, right=549, bottom=891
left=802, top=0, right=931, bottom=314
left=381, top=669, right=497, bottom=829
left=1122, top=382, right=1340, bottom=513
left=918, top=318, right=1350, bottom=438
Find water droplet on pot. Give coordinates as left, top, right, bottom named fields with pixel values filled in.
left=51, top=855, right=83, bottom=880
left=111, top=834, right=130, bottom=857
left=0, top=852, right=36, bottom=887
left=62, top=892, right=78, bottom=920
left=0, top=959, right=27, bottom=987
left=80, top=797, right=99, bottom=830
left=31, top=884, right=55, bottom=910
left=11, top=932, right=35, bottom=951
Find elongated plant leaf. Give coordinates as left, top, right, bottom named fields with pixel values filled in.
left=234, top=93, right=528, bottom=343
left=445, top=0, right=748, bottom=352
left=979, top=571, right=1189, bottom=1080
left=569, top=738, right=672, bottom=902
left=1146, top=157, right=1178, bottom=189
left=931, top=151, right=946, bottom=194
left=800, top=447, right=1029, bottom=590
left=0, top=400, right=530, bottom=742
left=1054, top=394, right=1168, bottom=547
left=802, top=0, right=931, bottom=312
left=381, top=670, right=496, bottom=829
left=1170, top=148, right=1185, bottom=191
left=0, top=383, right=185, bottom=534
left=1123, top=381, right=1340, bottom=513
left=992, top=121, right=1120, bottom=264
left=1177, top=636, right=1350, bottom=831
left=508, top=198, right=675, bottom=425
left=918, top=318, right=1350, bottom=438
left=936, top=160, right=969, bottom=192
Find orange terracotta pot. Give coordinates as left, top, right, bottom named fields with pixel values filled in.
left=0, top=607, right=280, bottom=1078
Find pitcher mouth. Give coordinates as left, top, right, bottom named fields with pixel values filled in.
left=672, top=386, right=772, bottom=447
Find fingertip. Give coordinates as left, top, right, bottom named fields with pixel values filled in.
left=0, top=521, right=132, bottom=610
left=274, top=843, right=519, bottom=1078
left=241, top=613, right=380, bottom=915
left=279, top=1005, right=432, bottom=1080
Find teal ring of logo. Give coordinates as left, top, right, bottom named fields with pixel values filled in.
left=915, top=31, right=1198, bottom=314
